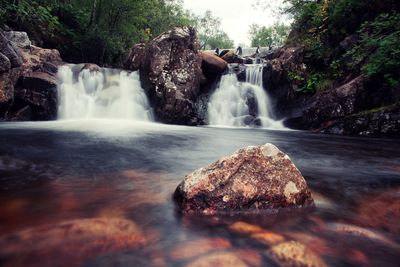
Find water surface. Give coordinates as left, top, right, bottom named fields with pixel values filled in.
left=0, top=121, right=399, bottom=266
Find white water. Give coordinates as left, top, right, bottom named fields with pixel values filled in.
left=208, top=64, right=283, bottom=128
left=57, top=64, right=153, bottom=121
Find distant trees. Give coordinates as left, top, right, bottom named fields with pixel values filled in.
left=195, top=10, right=234, bottom=50
left=0, top=1, right=235, bottom=64
left=0, top=0, right=196, bottom=65
left=248, top=23, right=290, bottom=48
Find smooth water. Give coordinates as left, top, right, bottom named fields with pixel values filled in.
left=208, top=65, right=283, bottom=129
left=57, top=65, right=153, bottom=121
left=0, top=121, right=399, bottom=266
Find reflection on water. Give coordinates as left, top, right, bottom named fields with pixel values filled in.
left=0, top=120, right=399, bottom=266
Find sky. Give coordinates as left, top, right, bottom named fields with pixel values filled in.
left=182, top=0, right=288, bottom=46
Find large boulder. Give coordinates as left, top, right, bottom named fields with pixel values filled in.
left=200, top=51, right=228, bottom=79
left=129, top=27, right=203, bottom=124
left=0, top=31, right=23, bottom=68
left=4, top=31, right=31, bottom=49
left=174, top=143, right=313, bottom=214
left=124, top=43, right=146, bottom=71
left=0, top=30, right=62, bottom=121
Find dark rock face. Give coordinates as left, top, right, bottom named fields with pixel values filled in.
left=0, top=30, right=62, bottom=121
left=318, top=103, right=400, bottom=137
left=262, top=47, right=309, bottom=119
left=285, top=75, right=366, bottom=130
left=124, top=43, right=146, bottom=71
left=174, top=143, right=313, bottom=214
left=126, top=27, right=203, bottom=125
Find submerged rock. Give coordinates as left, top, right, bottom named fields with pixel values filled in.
left=174, top=143, right=313, bottom=214
left=0, top=218, right=146, bottom=267
left=185, top=252, right=248, bottom=267
left=268, top=241, right=327, bottom=267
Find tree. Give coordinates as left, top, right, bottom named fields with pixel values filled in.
left=0, top=0, right=197, bottom=65
left=248, top=23, right=290, bottom=48
left=195, top=10, right=234, bottom=50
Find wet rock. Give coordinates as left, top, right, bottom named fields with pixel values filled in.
left=174, top=143, right=313, bottom=214
left=9, top=105, right=33, bottom=121
left=4, top=31, right=31, bottom=49
left=229, top=221, right=285, bottom=246
left=170, top=238, right=231, bottom=260
left=21, top=71, right=57, bottom=91
left=0, top=33, right=62, bottom=121
left=354, top=188, right=400, bottom=234
left=81, top=63, right=101, bottom=72
left=235, top=249, right=263, bottom=267
left=268, top=241, right=328, bottom=267
left=328, top=223, right=400, bottom=249
left=124, top=43, right=146, bottom=71
left=316, top=103, right=400, bottom=137
left=285, top=75, right=367, bottom=130
left=229, top=221, right=265, bottom=234
left=136, top=27, right=202, bottom=124
left=0, top=52, right=11, bottom=73
left=0, top=218, right=146, bottom=267
left=0, top=31, right=23, bottom=68
left=251, top=231, right=286, bottom=246
left=221, top=50, right=244, bottom=64
left=185, top=252, right=248, bottom=267
left=200, top=51, right=228, bottom=79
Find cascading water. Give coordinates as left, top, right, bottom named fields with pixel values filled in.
left=57, top=64, right=153, bottom=121
left=208, top=64, right=283, bottom=128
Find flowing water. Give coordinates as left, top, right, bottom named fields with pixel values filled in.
left=208, top=65, right=283, bottom=128
left=0, top=121, right=399, bottom=267
left=57, top=64, right=153, bottom=121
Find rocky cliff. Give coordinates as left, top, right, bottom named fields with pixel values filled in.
left=0, top=30, right=62, bottom=121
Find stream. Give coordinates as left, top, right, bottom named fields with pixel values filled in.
left=0, top=120, right=399, bottom=266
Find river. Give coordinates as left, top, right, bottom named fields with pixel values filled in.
left=0, top=120, right=399, bottom=266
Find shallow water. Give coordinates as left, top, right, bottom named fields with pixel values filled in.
left=0, top=120, right=399, bottom=267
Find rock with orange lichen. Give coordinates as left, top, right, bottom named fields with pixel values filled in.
left=0, top=218, right=147, bottom=267
left=268, top=241, right=328, bottom=267
left=229, top=221, right=285, bottom=246
left=354, top=188, right=400, bottom=234
left=174, top=143, right=313, bottom=214
left=170, top=238, right=231, bottom=260
left=185, top=252, right=249, bottom=267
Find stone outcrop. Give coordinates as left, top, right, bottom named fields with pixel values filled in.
left=199, top=51, right=227, bottom=79
left=174, top=143, right=313, bottom=214
left=125, top=27, right=203, bottom=125
left=318, top=103, right=400, bottom=137
left=124, top=43, right=146, bottom=71
left=262, top=46, right=309, bottom=119
left=263, top=46, right=400, bottom=136
left=0, top=30, right=62, bottom=121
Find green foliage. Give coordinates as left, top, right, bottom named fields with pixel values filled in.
left=249, top=23, right=290, bottom=47
left=346, top=13, right=400, bottom=87
left=289, top=71, right=332, bottom=94
left=0, top=0, right=197, bottom=66
left=195, top=10, right=234, bottom=50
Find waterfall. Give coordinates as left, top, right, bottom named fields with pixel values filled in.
left=208, top=64, right=283, bottom=128
left=57, top=64, right=153, bottom=121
